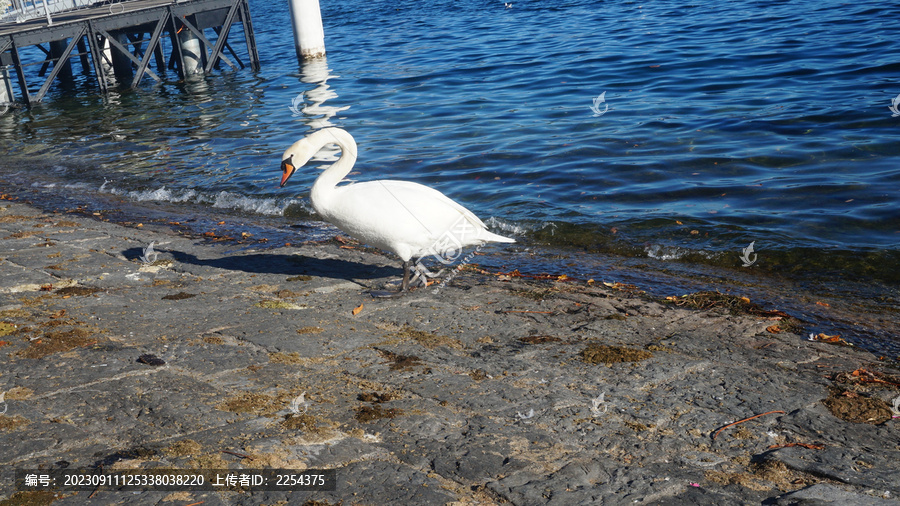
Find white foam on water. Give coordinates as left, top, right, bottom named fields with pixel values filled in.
left=97, top=182, right=299, bottom=217
left=645, top=244, right=715, bottom=261
left=484, top=216, right=529, bottom=236
left=127, top=186, right=199, bottom=203
left=211, top=190, right=292, bottom=216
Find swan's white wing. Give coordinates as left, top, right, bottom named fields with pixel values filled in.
left=324, top=180, right=510, bottom=260
left=370, top=180, right=488, bottom=227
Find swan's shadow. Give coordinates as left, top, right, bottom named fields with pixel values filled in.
left=124, top=247, right=398, bottom=281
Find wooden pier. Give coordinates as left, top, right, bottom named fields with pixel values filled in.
left=0, top=0, right=260, bottom=106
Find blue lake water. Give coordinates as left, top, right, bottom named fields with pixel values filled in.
left=0, top=0, right=898, bottom=353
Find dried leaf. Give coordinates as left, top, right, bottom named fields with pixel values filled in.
left=352, top=303, right=363, bottom=316
left=809, top=333, right=851, bottom=346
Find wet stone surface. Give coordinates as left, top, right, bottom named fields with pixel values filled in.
left=0, top=201, right=898, bottom=505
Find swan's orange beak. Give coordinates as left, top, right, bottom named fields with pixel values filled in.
left=280, top=158, right=295, bottom=188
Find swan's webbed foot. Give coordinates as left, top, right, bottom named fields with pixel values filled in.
left=407, top=262, right=432, bottom=289
left=368, top=260, right=412, bottom=298
left=368, top=289, right=406, bottom=299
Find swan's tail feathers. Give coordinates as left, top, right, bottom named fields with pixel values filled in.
left=482, top=231, right=516, bottom=244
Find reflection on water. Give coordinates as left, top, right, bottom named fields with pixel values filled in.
left=295, top=58, right=350, bottom=161
left=0, top=0, right=898, bottom=355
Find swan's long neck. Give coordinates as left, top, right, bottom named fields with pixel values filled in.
left=309, top=128, right=358, bottom=214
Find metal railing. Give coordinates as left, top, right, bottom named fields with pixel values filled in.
left=1, top=0, right=123, bottom=24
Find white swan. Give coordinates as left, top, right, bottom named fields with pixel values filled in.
left=280, top=127, right=515, bottom=296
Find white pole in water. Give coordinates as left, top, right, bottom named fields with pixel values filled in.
left=288, top=0, right=326, bottom=59
left=0, top=66, right=13, bottom=108
left=178, top=29, right=203, bottom=77
left=100, top=37, right=114, bottom=78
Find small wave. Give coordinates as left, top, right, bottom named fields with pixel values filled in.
left=127, top=187, right=199, bottom=203
left=645, top=244, right=715, bottom=262
left=484, top=216, right=530, bottom=236
left=30, top=181, right=90, bottom=189
left=63, top=182, right=92, bottom=189
left=211, top=191, right=293, bottom=216
left=99, top=183, right=299, bottom=216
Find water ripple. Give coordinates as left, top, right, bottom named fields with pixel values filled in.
left=0, top=0, right=898, bottom=283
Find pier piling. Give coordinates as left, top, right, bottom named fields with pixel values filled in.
left=288, top=0, right=325, bottom=60
left=178, top=28, right=203, bottom=77
left=0, top=0, right=260, bottom=107
left=0, top=65, right=12, bottom=106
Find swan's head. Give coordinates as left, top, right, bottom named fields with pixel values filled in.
left=280, top=128, right=356, bottom=188
left=279, top=137, right=315, bottom=188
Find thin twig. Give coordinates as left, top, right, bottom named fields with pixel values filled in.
left=88, top=465, right=102, bottom=498
left=713, top=410, right=785, bottom=440
left=849, top=369, right=900, bottom=388
left=499, top=310, right=555, bottom=314
left=767, top=442, right=825, bottom=450
left=221, top=450, right=254, bottom=460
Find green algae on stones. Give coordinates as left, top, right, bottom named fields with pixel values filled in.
left=580, top=343, right=653, bottom=365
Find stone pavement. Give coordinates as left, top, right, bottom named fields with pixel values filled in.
left=0, top=201, right=898, bottom=505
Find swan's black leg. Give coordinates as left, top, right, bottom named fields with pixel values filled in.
left=369, top=260, right=413, bottom=298
left=400, top=259, right=411, bottom=292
